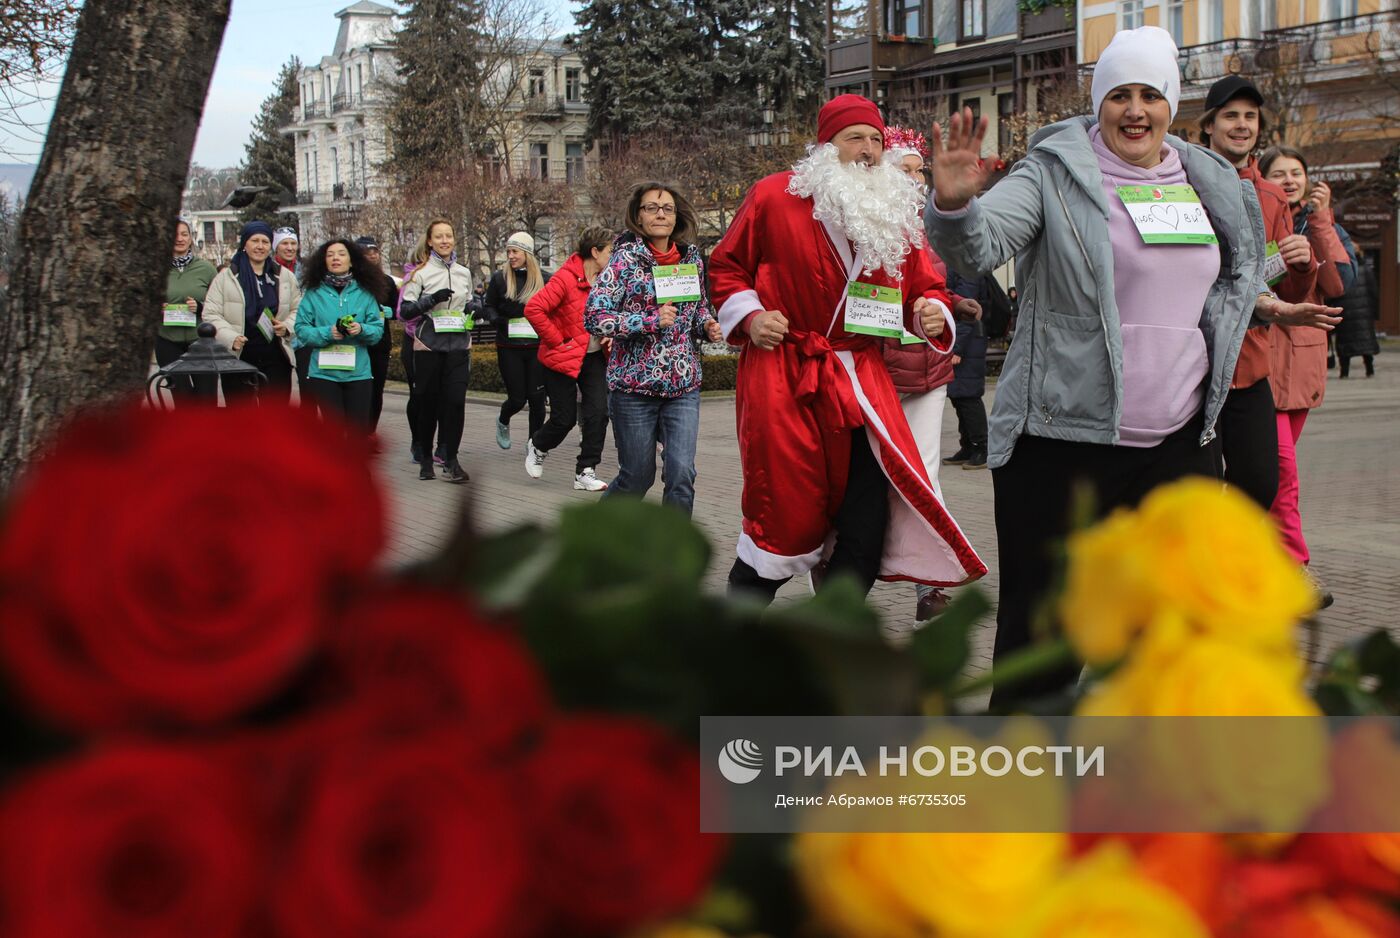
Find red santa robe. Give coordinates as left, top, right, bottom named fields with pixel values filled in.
left=708, top=171, right=987, bottom=587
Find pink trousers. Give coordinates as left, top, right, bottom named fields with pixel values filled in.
left=1271, top=409, right=1310, bottom=564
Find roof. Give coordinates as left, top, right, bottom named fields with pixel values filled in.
left=336, top=1, right=394, bottom=17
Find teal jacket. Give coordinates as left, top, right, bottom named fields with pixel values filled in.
left=293, top=280, right=385, bottom=382
left=925, top=116, right=1266, bottom=470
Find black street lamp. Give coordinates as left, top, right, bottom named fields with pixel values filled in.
left=146, top=323, right=266, bottom=409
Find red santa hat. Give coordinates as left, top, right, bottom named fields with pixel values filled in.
left=816, top=94, right=886, bottom=144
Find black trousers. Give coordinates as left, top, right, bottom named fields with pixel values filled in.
left=951, top=395, right=988, bottom=450
left=1338, top=355, right=1375, bottom=378
left=401, top=335, right=424, bottom=450
left=727, top=429, right=890, bottom=605
left=989, top=416, right=1217, bottom=708
left=533, top=351, right=610, bottom=473
left=295, top=346, right=312, bottom=390
left=305, top=377, right=374, bottom=432
left=154, top=336, right=217, bottom=402
left=224, top=342, right=293, bottom=404
left=1216, top=378, right=1278, bottom=510
left=368, top=332, right=391, bottom=430
left=496, top=344, right=546, bottom=439
left=412, top=349, right=471, bottom=461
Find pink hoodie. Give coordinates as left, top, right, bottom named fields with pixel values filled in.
left=1091, top=126, right=1221, bottom=447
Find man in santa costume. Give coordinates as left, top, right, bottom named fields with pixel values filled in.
left=710, top=94, right=987, bottom=604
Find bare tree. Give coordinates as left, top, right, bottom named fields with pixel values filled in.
left=0, top=1, right=231, bottom=487
left=0, top=0, right=80, bottom=159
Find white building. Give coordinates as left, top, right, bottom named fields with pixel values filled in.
left=280, top=3, right=592, bottom=264
left=280, top=1, right=397, bottom=245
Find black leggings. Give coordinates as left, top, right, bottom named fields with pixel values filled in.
left=989, top=417, right=1217, bottom=708
left=533, top=351, right=610, bottom=473
left=411, top=349, right=471, bottom=461
left=305, top=377, right=374, bottom=432
left=401, top=334, right=424, bottom=449
left=368, top=332, right=391, bottom=430
left=1216, top=378, right=1278, bottom=510
left=727, top=429, right=890, bottom=605
left=496, top=344, right=546, bottom=439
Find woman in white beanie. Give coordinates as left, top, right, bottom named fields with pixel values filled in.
left=483, top=230, right=548, bottom=452
left=925, top=25, right=1340, bottom=705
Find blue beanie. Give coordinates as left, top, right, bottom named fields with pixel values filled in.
left=238, top=220, right=275, bottom=249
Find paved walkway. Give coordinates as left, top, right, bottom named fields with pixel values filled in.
left=377, top=351, right=1400, bottom=683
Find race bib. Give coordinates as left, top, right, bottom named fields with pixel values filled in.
left=162, top=304, right=196, bottom=328
left=431, top=312, right=470, bottom=333
left=844, top=281, right=903, bottom=338
left=899, top=326, right=928, bottom=345
left=1116, top=185, right=1219, bottom=245
left=256, top=310, right=276, bottom=342
left=653, top=264, right=702, bottom=303
left=507, top=317, right=538, bottom=339
left=1263, top=241, right=1287, bottom=287
left=317, top=344, right=357, bottom=371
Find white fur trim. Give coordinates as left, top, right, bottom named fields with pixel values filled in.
left=737, top=530, right=826, bottom=581
left=910, top=298, right=955, bottom=353
left=718, top=289, right=764, bottom=342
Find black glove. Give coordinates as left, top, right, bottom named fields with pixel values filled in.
left=430, top=288, right=454, bottom=305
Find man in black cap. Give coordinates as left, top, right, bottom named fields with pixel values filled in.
left=1196, top=76, right=1319, bottom=514
left=355, top=235, right=400, bottom=441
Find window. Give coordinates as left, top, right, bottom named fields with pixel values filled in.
left=529, top=142, right=548, bottom=179
left=1202, top=0, right=1224, bottom=40
left=311, top=149, right=319, bottom=192
left=222, top=221, right=239, bottom=243
left=1119, top=0, right=1144, bottom=29
left=527, top=68, right=547, bottom=98
left=1166, top=0, right=1185, bottom=44
left=331, top=146, right=340, bottom=186
left=566, top=142, right=585, bottom=183
left=960, top=0, right=984, bottom=39
left=565, top=67, right=582, bottom=103
left=1323, top=0, right=1356, bottom=17
left=356, top=64, right=364, bottom=98
left=203, top=221, right=216, bottom=244
left=305, top=152, right=313, bottom=192
left=1251, top=0, right=1276, bottom=32
left=883, top=0, right=922, bottom=37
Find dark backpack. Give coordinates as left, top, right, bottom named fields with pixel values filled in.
left=980, top=276, right=1013, bottom=339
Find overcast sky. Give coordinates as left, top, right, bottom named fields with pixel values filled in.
left=0, top=0, right=576, bottom=169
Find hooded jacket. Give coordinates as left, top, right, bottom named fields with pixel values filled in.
left=926, top=115, right=1265, bottom=469
left=524, top=252, right=592, bottom=378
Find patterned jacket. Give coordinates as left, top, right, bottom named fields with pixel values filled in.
left=584, top=232, right=717, bottom=398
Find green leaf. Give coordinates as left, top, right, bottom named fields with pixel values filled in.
left=949, top=638, right=1075, bottom=699
left=763, top=572, right=880, bottom=639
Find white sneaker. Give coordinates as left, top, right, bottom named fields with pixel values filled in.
left=574, top=467, right=607, bottom=491
left=524, top=441, right=547, bottom=479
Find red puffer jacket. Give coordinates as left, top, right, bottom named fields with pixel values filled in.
left=524, top=252, right=591, bottom=378
left=881, top=250, right=961, bottom=395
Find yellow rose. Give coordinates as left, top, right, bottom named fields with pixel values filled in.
left=1060, top=509, right=1156, bottom=666
left=795, top=831, right=1068, bottom=938
left=1135, top=479, right=1316, bottom=651
left=1008, top=843, right=1211, bottom=938
left=1076, top=624, right=1328, bottom=832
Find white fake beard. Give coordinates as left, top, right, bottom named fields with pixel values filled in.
left=787, top=143, right=926, bottom=279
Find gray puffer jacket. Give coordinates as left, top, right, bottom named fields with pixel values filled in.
left=925, top=116, right=1266, bottom=470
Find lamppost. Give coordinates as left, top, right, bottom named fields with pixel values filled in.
left=146, top=323, right=266, bottom=410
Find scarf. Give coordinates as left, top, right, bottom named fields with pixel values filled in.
left=325, top=271, right=354, bottom=290
left=647, top=241, right=682, bottom=266
left=275, top=256, right=297, bottom=273
left=233, top=253, right=279, bottom=340
left=171, top=251, right=195, bottom=272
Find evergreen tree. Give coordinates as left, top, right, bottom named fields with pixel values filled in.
left=238, top=55, right=300, bottom=227
left=384, top=0, right=486, bottom=183
left=743, top=0, right=825, bottom=128
left=573, top=0, right=719, bottom=146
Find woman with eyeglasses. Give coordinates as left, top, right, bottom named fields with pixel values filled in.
left=584, top=182, right=724, bottom=515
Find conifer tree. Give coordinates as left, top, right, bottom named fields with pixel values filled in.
left=384, top=0, right=486, bottom=182
left=238, top=56, right=300, bottom=227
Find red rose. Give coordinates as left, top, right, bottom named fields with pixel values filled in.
left=1232, top=892, right=1400, bottom=938
left=523, top=716, right=726, bottom=935
left=329, top=586, right=551, bottom=756
left=271, top=727, right=528, bottom=938
left=0, top=401, right=385, bottom=731
left=0, top=744, right=260, bottom=938
left=1288, top=832, right=1400, bottom=896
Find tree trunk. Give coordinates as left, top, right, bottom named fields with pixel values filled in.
left=0, top=0, right=231, bottom=489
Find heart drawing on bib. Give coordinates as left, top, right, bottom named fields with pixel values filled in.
left=1148, top=203, right=1181, bottom=230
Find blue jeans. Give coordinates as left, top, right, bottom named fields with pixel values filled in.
left=606, top=389, right=700, bottom=515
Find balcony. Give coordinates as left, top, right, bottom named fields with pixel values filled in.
left=1258, top=11, right=1399, bottom=80
left=332, top=183, right=368, bottom=202
left=521, top=94, right=566, bottom=118
left=299, top=102, right=326, bottom=122
left=331, top=92, right=368, bottom=114
left=1175, top=38, right=1265, bottom=89
left=1020, top=4, right=1075, bottom=39
left=827, top=34, right=934, bottom=79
